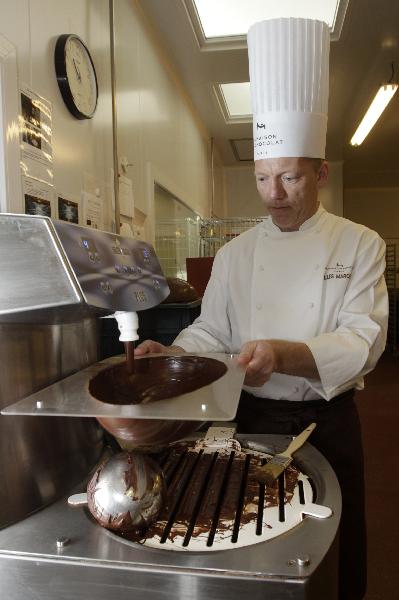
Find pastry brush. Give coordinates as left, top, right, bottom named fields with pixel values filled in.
left=256, top=422, right=317, bottom=485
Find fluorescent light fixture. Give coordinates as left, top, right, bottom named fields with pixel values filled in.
left=350, top=84, right=398, bottom=146
left=220, top=82, right=251, bottom=118
left=192, top=0, right=343, bottom=38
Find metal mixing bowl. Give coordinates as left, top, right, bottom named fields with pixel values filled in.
left=89, top=355, right=227, bottom=449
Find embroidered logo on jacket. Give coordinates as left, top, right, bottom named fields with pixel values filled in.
left=324, top=262, right=353, bottom=281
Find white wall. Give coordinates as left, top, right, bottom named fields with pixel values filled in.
left=154, top=184, right=198, bottom=220
left=0, top=0, right=114, bottom=227
left=0, top=0, right=212, bottom=239
left=223, top=160, right=343, bottom=218
left=319, top=161, right=343, bottom=216
left=344, top=187, right=399, bottom=287
left=344, top=187, right=399, bottom=238
left=0, top=2, right=348, bottom=238
left=223, top=165, right=262, bottom=217
left=114, top=0, right=211, bottom=241
left=210, top=142, right=226, bottom=218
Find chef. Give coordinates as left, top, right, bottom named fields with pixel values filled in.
left=136, top=17, right=388, bottom=600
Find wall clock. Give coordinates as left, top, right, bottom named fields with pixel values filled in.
left=54, top=34, right=98, bottom=120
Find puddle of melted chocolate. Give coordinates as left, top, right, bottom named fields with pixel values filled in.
left=89, top=355, right=227, bottom=406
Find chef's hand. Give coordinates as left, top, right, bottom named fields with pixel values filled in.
left=134, top=339, right=186, bottom=356
left=237, top=340, right=277, bottom=387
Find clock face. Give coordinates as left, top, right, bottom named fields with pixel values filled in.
left=55, top=34, right=98, bottom=120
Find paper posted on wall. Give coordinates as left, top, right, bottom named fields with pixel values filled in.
left=23, top=175, right=54, bottom=217
left=119, top=175, right=134, bottom=218
left=20, top=86, right=53, bottom=185
left=82, top=191, right=103, bottom=230
left=58, top=197, right=79, bottom=224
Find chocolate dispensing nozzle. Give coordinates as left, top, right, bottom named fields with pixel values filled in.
left=103, top=311, right=139, bottom=342
left=102, top=312, right=139, bottom=376
left=112, top=311, right=139, bottom=342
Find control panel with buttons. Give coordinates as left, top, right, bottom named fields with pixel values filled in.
left=53, top=221, right=169, bottom=312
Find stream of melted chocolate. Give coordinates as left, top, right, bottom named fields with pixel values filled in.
left=124, top=341, right=135, bottom=375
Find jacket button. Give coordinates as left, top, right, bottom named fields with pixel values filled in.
left=309, top=302, right=315, bottom=308
left=256, top=303, right=263, bottom=310
left=259, top=265, right=264, bottom=271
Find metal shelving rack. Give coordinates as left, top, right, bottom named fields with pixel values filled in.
left=155, top=218, right=201, bottom=279
left=154, top=217, right=264, bottom=278
left=199, top=217, right=264, bottom=257
left=385, top=241, right=398, bottom=355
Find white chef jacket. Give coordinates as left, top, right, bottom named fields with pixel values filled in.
left=174, top=207, right=388, bottom=401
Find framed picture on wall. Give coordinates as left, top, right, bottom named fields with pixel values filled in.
left=58, top=196, right=79, bottom=223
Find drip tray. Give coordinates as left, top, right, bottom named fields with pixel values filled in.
left=116, top=441, right=332, bottom=552
left=1, top=353, right=245, bottom=421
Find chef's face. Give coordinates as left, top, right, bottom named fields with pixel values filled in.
left=254, top=157, right=328, bottom=231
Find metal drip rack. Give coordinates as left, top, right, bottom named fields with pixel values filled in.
left=114, top=439, right=332, bottom=553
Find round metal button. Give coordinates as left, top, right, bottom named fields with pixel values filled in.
left=287, top=554, right=311, bottom=567
left=297, top=555, right=311, bottom=567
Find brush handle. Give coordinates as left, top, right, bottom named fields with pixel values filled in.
left=281, top=422, right=316, bottom=457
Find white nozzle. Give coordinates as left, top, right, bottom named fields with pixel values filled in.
left=112, top=311, right=139, bottom=342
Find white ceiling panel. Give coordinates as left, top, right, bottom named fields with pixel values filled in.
left=140, top=0, right=399, bottom=186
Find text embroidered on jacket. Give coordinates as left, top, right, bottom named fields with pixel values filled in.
left=324, top=262, right=353, bottom=281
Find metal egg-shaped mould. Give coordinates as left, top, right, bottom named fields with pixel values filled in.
left=87, top=451, right=166, bottom=532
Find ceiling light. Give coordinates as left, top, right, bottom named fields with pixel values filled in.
left=220, top=83, right=251, bottom=118
left=350, top=84, right=398, bottom=146
left=190, top=0, right=346, bottom=38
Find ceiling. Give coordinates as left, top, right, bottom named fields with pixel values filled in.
left=140, top=0, right=399, bottom=187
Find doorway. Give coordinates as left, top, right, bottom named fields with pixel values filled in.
left=154, top=183, right=200, bottom=279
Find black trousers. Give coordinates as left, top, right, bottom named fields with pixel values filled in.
left=236, top=389, right=366, bottom=600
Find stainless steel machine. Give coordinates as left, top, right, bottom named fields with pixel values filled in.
left=0, top=214, right=341, bottom=600
left=0, top=212, right=171, bottom=529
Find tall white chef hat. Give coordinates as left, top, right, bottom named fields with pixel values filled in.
left=247, top=18, right=330, bottom=160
